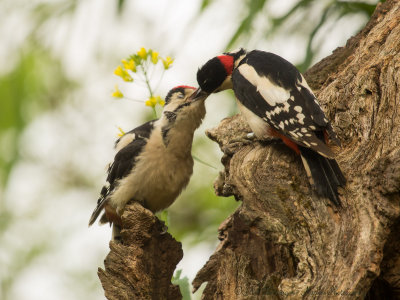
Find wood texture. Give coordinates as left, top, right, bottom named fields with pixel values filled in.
left=98, top=202, right=183, bottom=300
left=97, top=1, right=400, bottom=299
left=193, top=1, right=400, bottom=299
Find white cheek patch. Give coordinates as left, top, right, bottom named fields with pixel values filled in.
left=238, top=64, right=290, bottom=106
left=217, top=75, right=233, bottom=91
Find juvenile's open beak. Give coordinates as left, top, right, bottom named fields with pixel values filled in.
left=188, top=87, right=208, bottom=101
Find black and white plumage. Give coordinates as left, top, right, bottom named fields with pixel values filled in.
left=89, top=86, right=208, bottom=233
left=196, top=49, right=346, bottom=205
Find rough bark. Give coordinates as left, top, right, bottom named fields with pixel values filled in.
left=193, top=1, right=400, bottom=299
left=98, top=202, right=183, bottom=300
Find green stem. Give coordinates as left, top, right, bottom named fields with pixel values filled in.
left=140, top=63, right=157, bottom=118
left=192, top=154, right=217, bottom=170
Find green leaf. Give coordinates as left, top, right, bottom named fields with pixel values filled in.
left=172, top=269, right=191, bottom=300
left=270, top=0, right=314, bottom=33
left=0, top=46, right=75, bottom=186
left=157, top=210, right=170, bottom=227
left=117, top=0, right=125, bottom=14
left=335, top=1, right=378, bottom=17
left=226, top=0, right=268, bottom=50
left=200, top=0, right=214, bottom=12
left=297, top=4, right=333, bottom=72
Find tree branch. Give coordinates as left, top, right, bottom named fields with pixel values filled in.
left=193, top=1, right=400, bottom=298
left=98, top=202, right=183, bottom=300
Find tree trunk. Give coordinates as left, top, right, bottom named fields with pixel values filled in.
left=193, top=1, right=400, bottom=299
left=98, top=1, right=400, bottom=299
left=98, top=202, right=183, bottom=300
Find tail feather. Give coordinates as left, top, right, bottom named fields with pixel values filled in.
left=89, top=185, right=110, bottom=226
left=88, top=197, right=107, bottom=226
left=299, top=146, right=346, bottom=206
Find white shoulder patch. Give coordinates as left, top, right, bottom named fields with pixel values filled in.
left=115, top=133, right=135, bottom=152
left=238, top=64, right=290, bottom=106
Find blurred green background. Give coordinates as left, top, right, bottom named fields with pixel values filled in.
left=0, top=0, right=381, bottom=299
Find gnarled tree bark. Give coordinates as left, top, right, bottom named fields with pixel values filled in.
left=193, top=1, right=400, bottom=299
left=98, top=202, right=183, bottom=300
left=97, top=1, right=400, bottom=299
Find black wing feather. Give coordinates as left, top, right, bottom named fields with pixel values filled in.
left=233, top=50, right=336, bottom=157
left=115, top=119, right=156, bottom=147
left=89, top=119, right=156, bottom=226
left=107, top=139, right=147, bottom=186
left=238, top=50, right=328, bottom=128
left=231, top=50, right=345, bottom=205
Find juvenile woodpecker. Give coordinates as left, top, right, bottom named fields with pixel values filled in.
left=89, top=86, right=208, bottom=237
left=196, top=49, right=346, bottom=205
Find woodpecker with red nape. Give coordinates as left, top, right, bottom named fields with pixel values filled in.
left=196, top=49, right=346, bottom=205
left=89, top=86, right=208, bottom=238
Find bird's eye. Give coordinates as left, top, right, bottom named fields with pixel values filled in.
left=177, top=93, right=184, bottom=99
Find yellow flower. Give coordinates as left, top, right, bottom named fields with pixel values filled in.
left=114, top=65, right=124, bottom=76
left=117, top=127, right=126, bottom=137
left=122, top=59, right=136, bottom=72
left=151, top=51, right=159, bottom=64
left=137, top=47, right=147, bottom=59
left=114, top=65, right=133, bottom=82
left=145, top=96, right=158, bottom=107
left=156, top=96, right=165, bottom=106
left=162, top=56, right=174, bottom=69
left=111, top=85, right=124, bottom=98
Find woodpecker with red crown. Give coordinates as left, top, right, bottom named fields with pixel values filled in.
left=196, top=48, right=346, bottom=205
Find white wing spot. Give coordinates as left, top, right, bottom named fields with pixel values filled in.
left=279, top=121, right=285, bottom=130
left=301, top=128, right=307, bottom=133
left=282, top=101, right=290, bottom=112
left=294, top=106, right=302, bottom=112
left=303, top=141, right=311, bottom=147
left=309, top=125, right=316, bottom=130
left=296, top=113, right=305, bottom=125
left=273, top=106, right=281, bottom=114
left=311, top=142, right=318, bottom=146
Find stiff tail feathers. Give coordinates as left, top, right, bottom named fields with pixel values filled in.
left=88, top=196, right=107, bottom=226
left=299, top=146, right=346, bottom=206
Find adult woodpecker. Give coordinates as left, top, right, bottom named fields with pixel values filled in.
left=196, top=49, right=346, bottom=205
left=89, top=86, right=208, bottom=238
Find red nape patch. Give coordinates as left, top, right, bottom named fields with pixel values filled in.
left=174, top=85, right=196, bottom=90
left=217, top=55, right=234, bottom=75
left=269, top=128, right=300, bottom=155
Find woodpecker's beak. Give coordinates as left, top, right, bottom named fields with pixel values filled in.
left=188, top=87, right=208, bottom=102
